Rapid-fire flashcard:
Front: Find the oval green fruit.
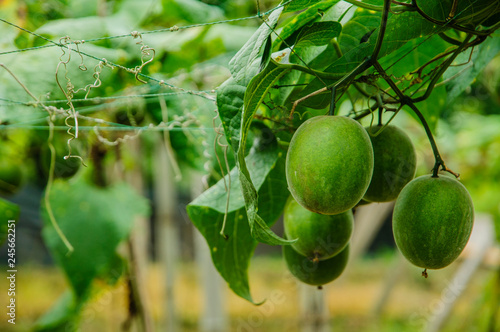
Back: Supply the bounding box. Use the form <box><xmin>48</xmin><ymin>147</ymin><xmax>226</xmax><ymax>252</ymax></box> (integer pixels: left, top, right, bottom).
<box><xmin>284</xmin><ymin>243</ymin><xmax>349</xmax><ymax>286</ymax></box>
<box><xmin>286</xmin><ymin>116</ymin><xmax>374</xmax><ymax>215</ymax></box>
<box><xmin>284</xmin><ymin>197</ymin><xmax>352</xmax><ymax>261</ymax></box>
<box><xmin>363</xmin><ymin>125</ymin><xmax>416</xmax><ymax>202</ymax></box>
<box><xmin>393</xmin><ymin>174</ymin><xmax>474</xmax><ymax>270</ymax></box>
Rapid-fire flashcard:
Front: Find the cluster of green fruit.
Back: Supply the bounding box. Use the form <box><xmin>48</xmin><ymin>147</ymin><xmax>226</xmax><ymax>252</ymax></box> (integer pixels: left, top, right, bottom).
<box><xmin>283</xmin><ymin>115</ymin><xmax>474</xmax><ymax>287</ymax></box>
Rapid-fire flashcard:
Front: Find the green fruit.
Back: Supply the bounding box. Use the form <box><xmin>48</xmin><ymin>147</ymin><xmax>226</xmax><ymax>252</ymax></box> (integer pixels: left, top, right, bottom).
<box><xmin>393</xmin><ymin>174</ymin><xmax>474</xmax><ymax>270</ymax></box>
<box><xmin>363</xmin><ymin>125</ymin><xmax>416</xmax><ymax>202</ymax></box>
<box><xmin>284</xmin><ymin>197</ymin><xmax>352</xmax><ymax>261</ymax></box>
<box><xmin>283</xmin><ymin>243</ymin><xmax>349</xmax><ymax>286</ymax></box>
<box><xmin>286</xmin><ymin>116</ymin><xmax>374</xmax><ymax>215</ymax></box>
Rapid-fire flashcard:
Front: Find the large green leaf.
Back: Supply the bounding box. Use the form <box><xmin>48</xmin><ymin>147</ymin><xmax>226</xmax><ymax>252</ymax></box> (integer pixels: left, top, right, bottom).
<box><xmin>229</xmin><ymin>6</ymin><xmax>283</xmax><ymax>84</ymax></box>
<box><xmin>237</xmin><ymin>61</ymin><xmax>292</xmax><ymax>245</ymax></box>
<box><xmin>337</xmin><ymin>9</ymin><xmax>380</xmax><ymax>55</ymax></box>
<box><xmin>296</xmin><ymin>21</ymin><xmax>342</xmax><ymax>47</ymax></box>
<box><xmin>187</xmin><ymin>130</ymin><xmax>289</xmax><ymax>303</ymax></box>
<box><xmin>0</xmin><ymin>198</ymin><xmax>19</xmax><ymax>247</ymax></box>
<box><xmin>42</xmin><ymin>177</ymin><xmax>150</xmax><ymax>299</ymax></box>
<box><xmin>274</xmin><ymin>2</ymin><xmax>348</xmax><ymax>108</ymax></box>
<box><xmin>275</xmin><ymin>0</ymin><xmax>341</xmax><ymax>51</ymax></box>
<box><xmin>217</xmin><ymin>77</ymin><xmax>246</xmax><ymax>152</ymax></box>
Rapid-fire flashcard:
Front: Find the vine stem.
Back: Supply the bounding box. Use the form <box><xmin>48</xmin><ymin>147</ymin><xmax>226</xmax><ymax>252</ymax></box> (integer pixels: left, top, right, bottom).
<box><xmin>0</xmin><ymin>63</ymin><xmax>74</xmax><ymax>253</ymax></box>
<box><xmin>44</xmin><ymin>117</ymin><xmax>75</xmax><ymax>254</ymax></box>
<box><xmin>402</xmin><ymin>100</ymin><xmax>445</xmax><ymax>177</ymax></box>
<box><xmin>372</xmin><ymin>60</ymin><xmax>458</xmax><ymax>178</ymax></box>
<box><xmin>289</xmin><ymin>58</ymin><xmax>372</xmax><ymax>118</ymax></box>
<box><xmin>372</xmin><ymin>0</ymin><xmax>392</xmax><ymax>61</ymax></box>
<box><xmin>412</xmin><ymin>34</ymin><xmax>474</xmax><ymax>102</ymax></box>
<box><xmin>370</xmin><ymin>34</ymin><xmax>475</xmax><ymax>178</ymax></box>
<box><xmin>411</xmin><ymin>0</ymin><xmax>493</xmax><ymax>36</ymax></box>
<box><xmin>343</xmin><ymin>0</ymin><xmax>412</xmax><ymax>13</ymax></box>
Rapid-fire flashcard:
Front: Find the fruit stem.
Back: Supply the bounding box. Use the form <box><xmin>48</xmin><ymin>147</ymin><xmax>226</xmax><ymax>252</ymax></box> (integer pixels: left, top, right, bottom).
<box><xmin>328</xmin><ymin>87</ymin><xmax>337</xmax><ymax>116</ymax></box>
<box><xmin>402</xmin><ymin>100</ymin><xmax>443</xmax><ymax>177</ymax></box>
<box><xmin>404</xmin><ymin>100</ymin><xmax>460</xmax><ymax>178</ymax></box>
<box><xmin>422</xmin><ymin>269</ymin><xmax>428</xmax><ymax>278</ymax></box>
<box><xmin>372</xmin><ymin>60</ymin><xmax>460</xmax><ymax>178</ymax></box>
<box><xmin>412</xmin><ymin>34</ymin><xmax>474</xmax><ymax>103</ymax></box>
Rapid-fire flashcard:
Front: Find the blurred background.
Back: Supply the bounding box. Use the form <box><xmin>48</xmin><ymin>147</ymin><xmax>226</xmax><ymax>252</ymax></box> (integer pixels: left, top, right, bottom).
<box><xmin>0</xmin><ymin>0</ymin><xmax>499</xmax><ymax>331</ymax></box>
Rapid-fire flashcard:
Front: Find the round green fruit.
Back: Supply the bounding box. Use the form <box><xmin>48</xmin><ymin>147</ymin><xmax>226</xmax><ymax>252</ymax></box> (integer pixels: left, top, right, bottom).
<box><xmin>286</xmin><ymin>116</ymin><xmax>374</xmax><ymax>215</ymax></box>
<box><xmin>393</xmin><ymin>174</ymin><xmax>474</xmax><ymax>270</ymax></box>
<box><xmin>363</xmin><ymin>125</ymin><xmax>416</xmax><ymax>202</ymax></box>
<box><xmin>283</xmin><ymin>243</ymin><xmax>349</xmax><ymax>286</ymax></box>
<box><xmin>284</xmin><ymin>197</ymin><xmax>352</xmax><ymax>261</ymax></box>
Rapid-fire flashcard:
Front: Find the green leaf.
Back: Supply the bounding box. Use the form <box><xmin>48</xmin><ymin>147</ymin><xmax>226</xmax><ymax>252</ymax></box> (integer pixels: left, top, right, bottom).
<box><xmin>0</xmin><ymin>198</ymin><xmax>19</xmax><ymax>247</ymax></box>
<box><xmin>274</xmin><ymin>2</ymin><xmax>350</xmax><ymax>107</ymax></box>
<box><xmin>284</xmin><ymin>0</ymin><xmax>325</xmax><ymax>13</ymax></box>
<box><xmin>444</xmin><ymin>37</ymin><xmax>500</xmax><ymax>104</ymax></box>
<box><xmin>297</xmin><ymin>6</ymin><xmax>449</xmax><ymax>107</ymax></box>
<box><xmin>276</xmin><ymin>1</ymin><xmax>341</xmax><ymax>50</ymax></box>
<box><xmin>260</xmin><ymin>36</ymin><xmax>273</xmax><ymax>72</ymax></box>
<box><xmin>240</xmin><ymin>61</ymin><xmax>291</xmax><ymax>156</ymax></box>
<box><xmin>337</xmin><ymin>10</ymin><xmax>380</xmax><ymax>55</ymax></box>
<box><xmin>417</xmin><ymin>0</ymin><xmax>500</xmax><ymax>27</ymax></box>
<box><xmin>217</xmin><ymin>61</ymin><xmax>293</xmax><ymax>249</ymax></box>
<box><xmin>42</xmin><ymin>178</ymin><xmax>150</xmax><ymax>299</ymax></box>
<box><xmin>229</xmin><ymin>6</ymin><xmax>283</xmax><ymax>84</ymax></box>
<box><xmin>217</xmin><ymin>78</ymin><xmax>246</xmax><ymax>152</ymax></box>
<box><xmin>35</xmin><ymin>16</ymin><xmax>108</xmax><ymax>40</ymax></box>
<box><xmin>237</xmin><ymin>61</ymin><xmax>292</xmax><ymax>245</ymax></box>
<box><xmin>187</xmin><ymin>133</ymin><xmax>289</xmax><ymax>303</ymax></box>
<box><xmin>33</xmin><ymin>291</ymin><xmax>81</xmax><ymax>332</ymax></box>
<box><xmin>296</xmin><ymin>21</ymin><xmax>342</xmax><ymax>47</ymax></box>
<box><xmin>376</xmin><ymin>34</ymin><xmax>449</xmax><ymax>130</ymax></box>
<box><xmin>160</xmin><ymin>0</ymin><xmax>224</xmax><ymax>24</ymax></box>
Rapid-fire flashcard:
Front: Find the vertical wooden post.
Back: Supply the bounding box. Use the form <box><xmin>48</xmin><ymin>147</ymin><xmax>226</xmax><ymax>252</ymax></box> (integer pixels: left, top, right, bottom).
<box><xmin>153</xmin><ymin>136</ymin><xmax>179</xmax><ymax>332</ymax></box>
<box><xmin>371</xmin><ymin>252</ymin><xmax>407</xmax><ymax>316</ymax></box>
<box><xmin>350</xmin><ymin>202</ymin><xmax>394</xmax><ymax>262</ymax></box>
<box><xmin>191</xmin><ymin>173</ymin><xmax>229</xmax><ymax>332</ymax></box>
<box><xmin>299</xmin><ymin>284</ymin><xmax>330</xmax><ymax>332</ymax></box>
<box><xmin>110</xmin><ymin>137</ymin><xmax>154</xmax><ymax>332</ymax></box>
